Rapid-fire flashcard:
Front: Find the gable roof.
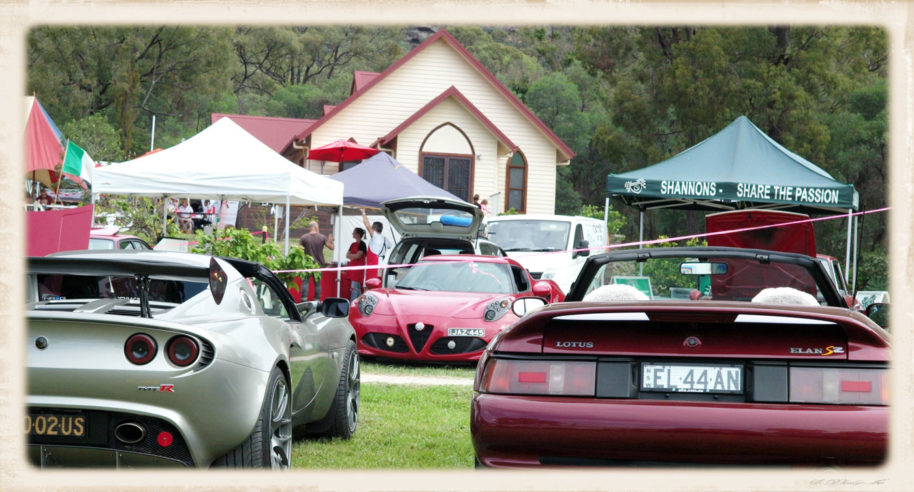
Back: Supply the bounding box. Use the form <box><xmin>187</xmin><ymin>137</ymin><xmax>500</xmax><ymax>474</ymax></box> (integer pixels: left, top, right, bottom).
<box><xmin>373</xmin><ymin>86</ymin><xmax>517</xmax><ymax>150</ymax></box>
<box><xmin>287</xmin><ymin>29</ymin><xmax>574</xmax><ymax>160</ymax></box>
<box><xmin>351</xmin><ymin>71</ymin><xmax>380</xmax><ymax>93</ymax></box>
<box><xmin>211</xmin><ymin>113</ymin><xmax>314</xmax><ymax>153</ymax></box>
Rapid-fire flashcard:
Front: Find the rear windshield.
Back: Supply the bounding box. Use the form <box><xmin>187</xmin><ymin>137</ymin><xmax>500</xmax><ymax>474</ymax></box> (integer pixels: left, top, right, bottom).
<box><xmin>582</xmin><ymin>256</ymin><xmax>826</xmax><ymax>304</ymax></box>
<box><xmin>487</xmin><ymin>220</ymin><xmax>570</xmax><ymax>252</ymax></box>
<box><xmin>393</xmin><ymin>207</ymin><xmax>474</xmax><ymax>228</ymax></box>
<box><xmin>36</xmin><ymin>274</ymin><xmax>207</xmax><ymax>304</ymax></box>
<box><xmin>88</xmin><ymin>238</ymin><xmax>115</xmax><ymax>250</ymax></box>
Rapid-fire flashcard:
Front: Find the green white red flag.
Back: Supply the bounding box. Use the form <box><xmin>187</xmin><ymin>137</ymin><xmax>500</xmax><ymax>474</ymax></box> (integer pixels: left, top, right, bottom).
<box><xmin>61</xmin><ymin>141</ymin><xmax>94</xmax><ymax>186</ymax></box>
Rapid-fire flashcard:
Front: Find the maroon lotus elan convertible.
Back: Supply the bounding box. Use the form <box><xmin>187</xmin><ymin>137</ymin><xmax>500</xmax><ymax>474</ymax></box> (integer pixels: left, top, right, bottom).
<box><xmin>350</xmin><ymin>255</ymin><xmax>564</xmax><ymax>362</ymax></box>
<box><xmin>471</xmin><ymin>247</ymin><xmax>889</xmax><ymax>466</ymax></box>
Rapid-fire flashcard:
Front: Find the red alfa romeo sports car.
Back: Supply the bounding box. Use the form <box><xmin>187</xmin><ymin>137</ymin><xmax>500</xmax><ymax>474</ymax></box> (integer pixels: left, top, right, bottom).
<box><xmin>471</xmin><ymin>247</ymin><xmax>889</xmax><ymax>467</ymax></box>
<box><xmin>351</xmin><ymin>254</ymin><xmax>564</xmax><ymax>362</ymax></box>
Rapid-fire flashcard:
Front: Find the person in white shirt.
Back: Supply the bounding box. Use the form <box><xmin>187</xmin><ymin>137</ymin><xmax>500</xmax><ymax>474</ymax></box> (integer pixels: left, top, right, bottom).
<box><xmin>176</xmin><ymin>199</ymin><xmax>194</xmax><ymax>233</ymax></box>
<box><xmin>361</xmin><ymin>208</ymin><xmax>395</xmax><ymax>281</ymax></box>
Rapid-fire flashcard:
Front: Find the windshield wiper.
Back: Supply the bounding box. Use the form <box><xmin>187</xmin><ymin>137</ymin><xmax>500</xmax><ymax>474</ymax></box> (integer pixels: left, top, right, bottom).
<box><xmin>504</xmin><ymin>248</ymin><xmax>535</xmax><ymax>252</ymax></box>
<box><xmin>396</xmin><ymin>285</ymin><xmax>429</xmax><ymax>291</ymax></box>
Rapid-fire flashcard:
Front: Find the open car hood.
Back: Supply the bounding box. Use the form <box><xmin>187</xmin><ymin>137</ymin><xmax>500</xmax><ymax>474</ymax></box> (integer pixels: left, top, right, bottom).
<box><xmin>382</xmin><ymin>197</ymin><xmax>481</xmax><ymax>241</ymax></box>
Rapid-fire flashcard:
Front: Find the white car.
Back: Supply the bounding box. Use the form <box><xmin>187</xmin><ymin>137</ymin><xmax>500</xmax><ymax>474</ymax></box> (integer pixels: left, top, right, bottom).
<box><xmin>484</xmin><ymin>214</ymin><xmax>608</xmax><ymax>293</ymax></box>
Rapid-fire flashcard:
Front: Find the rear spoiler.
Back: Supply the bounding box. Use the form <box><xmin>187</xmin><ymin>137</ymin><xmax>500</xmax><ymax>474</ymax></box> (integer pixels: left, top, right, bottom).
<box><xmin>28</xmin><ymin>256</ymin><xmax>209</xmax><ymax>278</ymax></box>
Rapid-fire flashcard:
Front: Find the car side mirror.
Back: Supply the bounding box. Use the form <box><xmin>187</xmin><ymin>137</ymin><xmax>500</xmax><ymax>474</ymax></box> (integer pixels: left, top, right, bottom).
<box><xmin>865</xmin><ymin>302</ymin><xmax>888</xmax><ymax>329</ymax></box>
<box><xmin>365</xmin><ymin>277</ymin><xmax>382</xmax><ymax>290</ymax></box>
<box><xmin>532</xmin><ymin>281</ymin><xmax>553</xmax><ymax>301</ymax></box>
<box><xmin>512</xmin><ymin>297</ymin><xmax>547</xmax><ymax>317</ymax></box>
<box><xmin>320</xmin><ymin>297</ymin><xmax>351</xmax><ymax>318</ymax></box>
<box><xmin>573</xmin><ymin>239</ymin><xmax>590</xmax><ymax>259</ymax></box>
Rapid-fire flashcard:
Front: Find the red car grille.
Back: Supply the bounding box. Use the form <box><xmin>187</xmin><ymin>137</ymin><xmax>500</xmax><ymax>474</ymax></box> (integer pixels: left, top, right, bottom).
<box><xmin>407</xmin><ymin>323</ymin><xmax>434</xmax><ymax>352</ymax></box>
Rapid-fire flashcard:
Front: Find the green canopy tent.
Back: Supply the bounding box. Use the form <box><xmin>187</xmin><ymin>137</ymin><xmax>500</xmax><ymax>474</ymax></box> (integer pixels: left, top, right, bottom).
<box><xmin>604</xmin><ymin>115</ymin><xmax>860</xmax><ymax>284</ymax></box>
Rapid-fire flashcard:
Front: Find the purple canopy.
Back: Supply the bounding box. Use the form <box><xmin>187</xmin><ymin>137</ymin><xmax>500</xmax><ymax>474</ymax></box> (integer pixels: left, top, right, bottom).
<box><xmin>329</xmin><ymin>152</ymin><xmax>465</xmax><ymax>208</ymax></box>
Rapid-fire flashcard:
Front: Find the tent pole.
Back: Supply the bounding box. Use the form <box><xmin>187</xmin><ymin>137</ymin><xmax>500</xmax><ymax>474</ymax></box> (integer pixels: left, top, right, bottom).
<box><xmin>852</xmin><ymin>212</ymin><xmax>859</xmax><ymax>292</ymax></box>
<box><xmin>603</xmin><ymin>197</ymin><xmax>610</xmax><ymax>246</ymax></box>
<box><xmin>639</xmin><ymin>209</ymin><xmax>644</xmax><ymax>276</ymax></box>
<box><xmin>162</xmin><ymin>195</ymin><xmax>168</xmax><ymax>239</ymax></box>
<box><xmin>274</xmin><ymin>205</ymin><xmax>280</xmax><ymax>242</ymax></box>
<box><xmin>284</xmin><ymin>196</ymin><xmax>291</xmax><ymax>255</ymax></box>
<box><xmin>639</xmin><ymin>209</ymin><xmax>644</xmax><ymax>244</ymax></box>
<box><xmin>844</xmin><ymin>209</ymin><xmax>852</xmax><ymax>285</ymax></box>
<box><xmin>337</xmin><ymin>205</ymin><xmax>343</xmax><ymax>297</ymax></box>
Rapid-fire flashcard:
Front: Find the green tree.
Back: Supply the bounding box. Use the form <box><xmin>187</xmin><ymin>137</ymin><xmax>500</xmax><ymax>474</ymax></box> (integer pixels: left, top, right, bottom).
<box><xmin>60</xmin><ymin>114</ymin><xmax>124</xmax><ymax>162</ymax></box>
<box><xmin>28</xmin><ymin>26</ymin><xmax>236</xmax><ymax>157</ymax></box>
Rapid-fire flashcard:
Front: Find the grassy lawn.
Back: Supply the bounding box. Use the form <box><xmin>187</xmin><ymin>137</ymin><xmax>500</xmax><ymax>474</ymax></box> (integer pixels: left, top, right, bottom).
<box><xmin>292</xmin><ymin>383</ymin><xmax>475</xmax><ymax>469</ymax></box>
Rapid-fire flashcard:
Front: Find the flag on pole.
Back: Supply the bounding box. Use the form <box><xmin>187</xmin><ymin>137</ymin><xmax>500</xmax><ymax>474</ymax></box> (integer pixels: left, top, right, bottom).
<box><xmin>61</xmin><ymin>141</ymin><xmax>94</xmax><ymax>186</ymax></box>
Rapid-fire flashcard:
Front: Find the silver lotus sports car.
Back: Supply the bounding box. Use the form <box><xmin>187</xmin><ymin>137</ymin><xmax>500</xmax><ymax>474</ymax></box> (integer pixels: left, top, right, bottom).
<box><xmin>26</xmin><ymin>250</ymin><xmax>360</xmax><ymax>468</ymax></box>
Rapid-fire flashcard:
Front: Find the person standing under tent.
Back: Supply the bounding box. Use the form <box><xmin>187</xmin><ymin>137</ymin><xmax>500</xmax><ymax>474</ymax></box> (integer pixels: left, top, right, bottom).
<box><xmin>361</xmin><ymin>208</ymin><xmax>395</xmax><ymax>281</ymax></box>
<box><xmin>299</xmin><ymin>220</ymin><xmax>334</xmax><ymax>300</ymax></box>
<box><xmin>176</xmin><ymin>199</ymin><xmax>194</xmax><ymax>233</ymax></box>
<box><xmin>344</xmin><ymin>227</ymin><xmax>368</xmax><ymax>301</ymax></box>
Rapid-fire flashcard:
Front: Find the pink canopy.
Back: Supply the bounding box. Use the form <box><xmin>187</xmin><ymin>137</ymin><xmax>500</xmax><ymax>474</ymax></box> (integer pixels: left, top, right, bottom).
<box><xmin>25</xmin><ymin>98</ymin><xmax>64</xmax><ymax>187</ymax></box>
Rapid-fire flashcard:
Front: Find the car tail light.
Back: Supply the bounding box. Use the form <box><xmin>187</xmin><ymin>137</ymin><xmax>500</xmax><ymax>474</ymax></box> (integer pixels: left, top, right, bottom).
<box><xmin>125</xmin><ymin>333</ymin><xmax>157</xmax><ymax>365</ymax></box>
<box><xmin>480</xmin><ymin>359</ymin><xmax>596</xmax><ymax>396</ymax></box>
<box><xmin>789</xmin><ymin>367</ymin><xmax>887</xmax><ymax>405</ymax></box>
<box><xmin>166</xmin><ymin>336</ymin><xmax>199</xmax><ymax>367</ymax></box>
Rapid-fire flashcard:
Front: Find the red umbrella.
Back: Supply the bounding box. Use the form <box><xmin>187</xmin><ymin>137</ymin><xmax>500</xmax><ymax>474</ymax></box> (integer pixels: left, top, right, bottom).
<box><xmin>308</xmin><ymin>139</ymin><xmax>379</xmax><ymax>163</ymax></box>
<box><xmin>25</xmin><ymin>97</ymin><xmax>64</xmax><ymax>188</ymax></box>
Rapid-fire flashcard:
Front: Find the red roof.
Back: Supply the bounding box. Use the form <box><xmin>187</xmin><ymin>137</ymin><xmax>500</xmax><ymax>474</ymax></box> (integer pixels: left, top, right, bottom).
<box><xmin>287</xmin><ymin>29</ymin><xmax>574</xmax><ymax>160</ymax></box>
<box><xmin>374</xmin><ymin>86</ymin><xmax>517</xmax><ymax>151</ymax></box>
<box><xmin>322</xmin><ymin>105</ymin><xmax>336</xmax><ymax>116</ymax></box>
<box><xmin>211</xmin><ymin>113</ymin><xmax>314</xmax><ymax>153</ymax></box>
<box><xmin>352</xmin><ymin>71</ymin><xmax>380</xmax><ymax>94</ymax></box>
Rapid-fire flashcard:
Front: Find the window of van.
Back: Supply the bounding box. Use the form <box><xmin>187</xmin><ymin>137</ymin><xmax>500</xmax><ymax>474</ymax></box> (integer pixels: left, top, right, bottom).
<box><xmin>487</xmin><ymin>220</ymin><xmax>570</xmax><ymax>252</ymax></box>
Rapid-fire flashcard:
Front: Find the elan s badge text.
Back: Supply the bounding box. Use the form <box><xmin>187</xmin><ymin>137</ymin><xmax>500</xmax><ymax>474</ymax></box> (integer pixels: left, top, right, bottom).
<box><xmin>790</xmin><ymin>346</ymin><xmax>845</xmax><ymax>356</ymax></box>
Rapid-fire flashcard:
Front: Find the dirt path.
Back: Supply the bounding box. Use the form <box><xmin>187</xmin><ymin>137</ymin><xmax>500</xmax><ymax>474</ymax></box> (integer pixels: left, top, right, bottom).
<box><xmin>360</xmin><ymin>373</ymin><xmax>473</xmax><ymax>386</ymax></box>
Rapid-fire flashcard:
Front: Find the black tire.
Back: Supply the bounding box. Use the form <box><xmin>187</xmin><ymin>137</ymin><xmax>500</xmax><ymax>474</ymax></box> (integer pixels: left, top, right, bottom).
<box><xmin>326</xmin><ymin>340</ymin><xmax>360</xmax><ymax>439</ymax></box>
<box><xmin>212</xmin><ymin>367</ymin><xmax>292</xmax><ymax>468</ymax></box>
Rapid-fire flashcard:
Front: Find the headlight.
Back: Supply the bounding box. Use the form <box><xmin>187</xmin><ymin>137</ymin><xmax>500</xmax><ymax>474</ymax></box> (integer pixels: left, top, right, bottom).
<box><xmin>484</xmin><ymin>298</ymin><xmax>511</xmax><ymax>322</ymax></box>
<box><xmin>357</xmin><ymin>293</ymin><xmax>379</xmax><ymax>316</ymax></box>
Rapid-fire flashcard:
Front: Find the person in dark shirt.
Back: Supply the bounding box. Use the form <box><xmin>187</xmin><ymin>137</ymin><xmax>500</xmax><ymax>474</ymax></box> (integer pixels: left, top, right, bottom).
<box><xmin>299</xmin><ymin>221</ymin><xmax>334</xmax><ymax>300</ymax></box>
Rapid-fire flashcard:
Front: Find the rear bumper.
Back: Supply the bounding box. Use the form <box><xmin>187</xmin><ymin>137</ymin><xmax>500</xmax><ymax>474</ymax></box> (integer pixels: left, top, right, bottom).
<box><xmin>471</xmin><ymin>394</ymin><xmax>887</xmax><ymax>467</ymax></box>
<box><xmin>29</xmin><ymin>444</ymin><xmax>190</xmax><ymax>468</ymax></box>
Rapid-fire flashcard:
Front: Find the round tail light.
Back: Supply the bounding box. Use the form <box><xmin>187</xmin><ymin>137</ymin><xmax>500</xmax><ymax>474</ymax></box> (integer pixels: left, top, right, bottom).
<box><xmin>166</xmin><ymin>336</ymin><xmax>199</xmax><ymax>367</ymax></box>
<box><xmin>125</xmin><ymin>333</ymin><xmax>157</xmax><ymax>365</ymax></box>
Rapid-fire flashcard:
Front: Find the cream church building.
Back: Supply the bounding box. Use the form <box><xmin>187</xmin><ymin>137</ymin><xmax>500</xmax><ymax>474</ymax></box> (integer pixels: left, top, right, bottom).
<box><xmin>217</xmin><ymin>29</ymin><xmax>574</xmax><ymax>215</ymax></box>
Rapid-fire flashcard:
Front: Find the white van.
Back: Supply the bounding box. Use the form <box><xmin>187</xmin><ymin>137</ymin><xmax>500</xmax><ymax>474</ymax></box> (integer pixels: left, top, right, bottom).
<box><xmin>483</xmin><ymin>214</ymin><xmax>607</xmax><ymax>293</ymax></box>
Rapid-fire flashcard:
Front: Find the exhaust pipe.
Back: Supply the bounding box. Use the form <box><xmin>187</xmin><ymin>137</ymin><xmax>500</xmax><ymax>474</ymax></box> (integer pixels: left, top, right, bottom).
<box><xmin>114</xmin><ymin>421</ymin><xmax>147</xmax><ymax>444</ymax></box>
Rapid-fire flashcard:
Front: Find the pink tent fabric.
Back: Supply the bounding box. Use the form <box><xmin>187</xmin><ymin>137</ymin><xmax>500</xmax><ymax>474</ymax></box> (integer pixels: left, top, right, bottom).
<box><xmin>25</xmin><ymin>98</ymin><xmax>64</xmax><ymax>187</ymax></box>
<box><xmin>26</xmin><ymin>205</ymin><xmax>93</xmax><ymax>256</ymax></box>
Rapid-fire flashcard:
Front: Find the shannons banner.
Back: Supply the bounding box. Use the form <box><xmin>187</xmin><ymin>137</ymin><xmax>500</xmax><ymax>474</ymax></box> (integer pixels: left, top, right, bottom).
<box><xmin>607</xmin><ymin>176</ymin><xmax>857</xmax><ymax>210</ymax></box>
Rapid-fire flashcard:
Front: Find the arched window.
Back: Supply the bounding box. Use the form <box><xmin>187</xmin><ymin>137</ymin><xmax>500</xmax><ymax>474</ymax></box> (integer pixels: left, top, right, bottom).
<box><xmin>506</xmin><ymin>151</ymin><xmax>527</xmax><ymax>213</ymax></box>
<box><xmin>419</xmin><ymin>124</ymin><xmax>474</xmax><ymax>202</ymax></box>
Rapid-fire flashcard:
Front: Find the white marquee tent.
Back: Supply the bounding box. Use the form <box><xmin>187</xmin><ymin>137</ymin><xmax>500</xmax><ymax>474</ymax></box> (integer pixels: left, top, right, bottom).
<box><xmin>92</xmin><ymin>117</ymin><xmax>344</xmax><ymax>255</ymax></box>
